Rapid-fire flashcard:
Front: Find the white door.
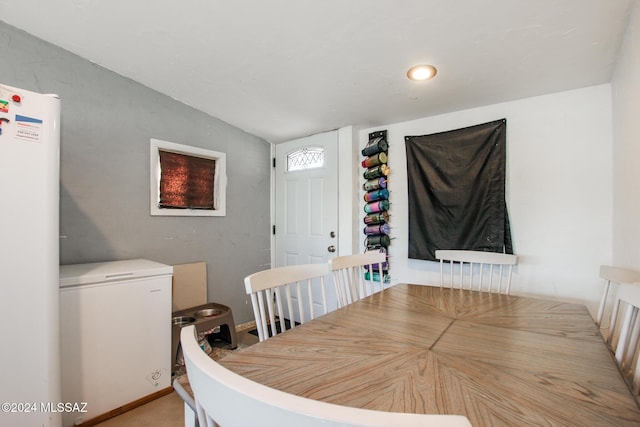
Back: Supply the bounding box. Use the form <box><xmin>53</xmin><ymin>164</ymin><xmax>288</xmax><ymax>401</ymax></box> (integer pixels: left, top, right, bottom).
<box><xmin>275</xmin><ymin>130</ymin><xmax>339</xmax><ymax>316</ymax></box>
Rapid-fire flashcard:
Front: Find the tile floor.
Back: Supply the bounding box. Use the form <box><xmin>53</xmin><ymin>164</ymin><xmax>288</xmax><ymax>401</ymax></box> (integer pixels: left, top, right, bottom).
<box><xmin>95</xmin><ymin>329</ymin><xmax>259</xmax><ymax>427</ymax></box>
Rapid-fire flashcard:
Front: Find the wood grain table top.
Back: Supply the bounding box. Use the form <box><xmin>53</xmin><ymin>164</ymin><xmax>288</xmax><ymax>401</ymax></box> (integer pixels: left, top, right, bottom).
<box><xmin>220</xmin><ymin>284</ymin><xmax>640</xmax><ymax>426</ymax></box>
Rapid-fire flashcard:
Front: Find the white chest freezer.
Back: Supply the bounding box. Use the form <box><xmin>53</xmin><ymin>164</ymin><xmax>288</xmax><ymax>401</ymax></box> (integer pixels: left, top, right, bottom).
<box><xmin>60</xmin><ymin>259</ymin><xmax>173</xmax><ymax>427</ymax></box>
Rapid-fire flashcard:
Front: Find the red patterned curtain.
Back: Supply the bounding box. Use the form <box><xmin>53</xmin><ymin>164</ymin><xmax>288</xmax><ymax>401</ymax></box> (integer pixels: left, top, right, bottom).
<box><xmin>159</xmin><ymin>151</ymin><xmax>215</xmax><ymax>209</ymax></box>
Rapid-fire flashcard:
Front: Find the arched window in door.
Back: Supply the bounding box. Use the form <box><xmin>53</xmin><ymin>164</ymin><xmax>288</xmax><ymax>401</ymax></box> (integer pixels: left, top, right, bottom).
<box><xmin>287</xmin><ymin>147</ymin><xmax>324</xmax><ymax>171</ymax></box>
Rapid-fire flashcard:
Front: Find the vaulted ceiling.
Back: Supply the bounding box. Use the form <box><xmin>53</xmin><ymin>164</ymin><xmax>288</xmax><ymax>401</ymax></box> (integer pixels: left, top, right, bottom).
<box><xmin>0</xmin><ymin>0</ymin><xmax>634</xmax><ymax>142</ymax></box>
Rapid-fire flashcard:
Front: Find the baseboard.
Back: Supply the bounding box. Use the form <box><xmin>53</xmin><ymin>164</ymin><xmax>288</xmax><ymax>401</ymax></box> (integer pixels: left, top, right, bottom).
<box><xmin>74</xmin><ymin>387</ymin><xmax>173</xmax><ymax>427</ymax></box>
<box><xmin>235</xmin><ymin>319</ymin><xmax>256</xmax><ymax>332</ymax></box>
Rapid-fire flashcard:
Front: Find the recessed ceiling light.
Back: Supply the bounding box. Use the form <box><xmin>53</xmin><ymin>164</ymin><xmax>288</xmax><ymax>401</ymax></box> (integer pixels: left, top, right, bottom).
<box><xmin>407</xmin><ymin>64</ymin><xmax>437</xmax><ymax>81</ymax></box>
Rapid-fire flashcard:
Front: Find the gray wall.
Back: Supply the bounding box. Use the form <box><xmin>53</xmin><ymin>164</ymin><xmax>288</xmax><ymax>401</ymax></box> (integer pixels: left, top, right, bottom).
<box><xmin>1</xmin><ymin>21</ymin><xmax>271</xmax><ymax>324</ymax></box>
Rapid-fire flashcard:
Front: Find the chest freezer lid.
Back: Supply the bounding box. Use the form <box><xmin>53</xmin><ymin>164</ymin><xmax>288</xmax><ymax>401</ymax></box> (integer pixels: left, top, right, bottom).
<box><xmin>60</xmin><ymin>259</ymin><xmax>173</xmax><ymax>287</ymax></box>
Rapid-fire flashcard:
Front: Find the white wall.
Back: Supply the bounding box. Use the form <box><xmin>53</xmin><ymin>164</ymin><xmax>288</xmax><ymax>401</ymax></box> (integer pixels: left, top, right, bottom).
<box><xmin>612</xmin><ymin>0</ymin><xmax>640</xmax><ymax>268</ymax></box>
<box><xmin>337</xmin><ymin>126</ymin><xmax>358</xmax><ymax>255</ymax></box>
<box><xmin>360</xmin><ymin>84</ymin><xmax>613</xmax><ymax>316</ymax></box>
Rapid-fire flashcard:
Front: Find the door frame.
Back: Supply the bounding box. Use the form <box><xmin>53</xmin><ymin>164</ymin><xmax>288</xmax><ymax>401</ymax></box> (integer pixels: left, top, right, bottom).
<box><xmin>270</xmin><ymin>126</ymin><xmax>357</xmax><ymax>268</ymax></box>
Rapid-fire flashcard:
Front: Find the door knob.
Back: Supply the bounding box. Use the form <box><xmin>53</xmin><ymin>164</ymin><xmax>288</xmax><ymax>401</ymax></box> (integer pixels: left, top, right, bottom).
<box><xmin>327</xmin><ymin>245</ymin><xmax>336</xmax><ymax>253</ymax></box>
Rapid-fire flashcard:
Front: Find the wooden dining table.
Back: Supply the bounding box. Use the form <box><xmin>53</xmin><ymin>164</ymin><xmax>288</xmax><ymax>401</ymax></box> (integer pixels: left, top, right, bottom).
<box><xmin>219</xmin><ymin>284</ymin><xmax>640</xmax><ymax>426</ymax></box>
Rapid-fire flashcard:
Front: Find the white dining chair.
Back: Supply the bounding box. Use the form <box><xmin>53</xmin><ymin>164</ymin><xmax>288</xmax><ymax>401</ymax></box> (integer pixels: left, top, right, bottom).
<box><xmin>329</xmin><ymin>251</ymin><xmax>388</xmax><ymax>308</ymax></box>
<box><xmin>595</xmin><ymin>265</ymin><xmax>640</xmax><ymax>328</ymax></box>
<box><xmin>605</xmin><ymin>283</ymin><xmax>640</xmax><ymax>396</ymax></box>
<box><xmin>173</xmin><ymin>375</ymin><xmax>199</xmax><ymax>427</ymax></box>
<box><xmin>180</xmin><ymin>325</ymin><xmax>472</xmax><ymax>427</ymax></box>
<box><xmin>244</xmin><ymin>263</ymin><xmax>330</xmax><ymax>342</ymax></box>
<box><xmin>435</xmin><ymin>250</ymin><xmax>518</xmax><ymax>294</ymax></box>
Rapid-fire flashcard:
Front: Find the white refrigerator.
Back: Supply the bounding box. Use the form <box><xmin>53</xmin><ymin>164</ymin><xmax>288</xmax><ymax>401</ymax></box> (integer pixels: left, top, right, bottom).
<box><xmin>0</xmin><ymin>84</ymin><xmax>61</xmax><ymax>427</ymax></box>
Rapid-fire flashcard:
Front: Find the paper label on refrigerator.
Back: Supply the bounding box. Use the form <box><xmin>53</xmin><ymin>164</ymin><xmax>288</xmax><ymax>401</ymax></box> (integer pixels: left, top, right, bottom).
<box><xmin>0</xmin><ymin>100</ymin><xmax>8</xmax><ymax>113</ymax></box>
<box><xmin>15</xmin><ymin>114</ymin><xmax>43</xmax><ymax>142</ymax></box>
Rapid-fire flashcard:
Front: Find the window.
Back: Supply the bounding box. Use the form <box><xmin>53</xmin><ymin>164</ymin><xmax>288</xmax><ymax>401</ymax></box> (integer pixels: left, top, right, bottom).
<box><xmin>287</xmin><ymin>147</ymin><xmax>324</xmax><ymax>171</ymax></box>
<box><xmin>150</xmin><ymin>139</ymin><xmax>226</xmax><ymax>216</ymax></box>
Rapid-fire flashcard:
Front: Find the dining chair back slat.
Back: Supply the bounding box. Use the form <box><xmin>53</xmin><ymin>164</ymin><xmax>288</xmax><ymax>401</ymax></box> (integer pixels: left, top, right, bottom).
<box><xmin>180</xmin><ymin>325</ymin><xmax>473</xmax><ymax>427</ymax></box>
<box><xmin>596</xmin><ymin>265</ymin><xmax>640</xmax><ymax>327</ymax></box>
<box><xmin>435</xmin><ymin>250</ymin><xmax>517</xmax><ymax>294</ymax></box>
<box><xmin>330</xmin><ymin>251</ymin><xmax>387</xmax><ymax>308</ymax></box>
<box><xmin>245</xmin><ymin>263</ymin><xmax>330</xmax><ymax>342</ymax></box>
<box><xmin>606</xmin><ymin>283</ymin><xmax>640</xmax><ymax>396</ymax></box>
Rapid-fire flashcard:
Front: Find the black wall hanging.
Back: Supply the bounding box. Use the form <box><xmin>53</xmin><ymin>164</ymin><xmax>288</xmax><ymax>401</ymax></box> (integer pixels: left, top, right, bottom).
<box><xmin>405</xmin><ymin>119</ymin><xmax>513</xmax><ymax>261</ymax></box>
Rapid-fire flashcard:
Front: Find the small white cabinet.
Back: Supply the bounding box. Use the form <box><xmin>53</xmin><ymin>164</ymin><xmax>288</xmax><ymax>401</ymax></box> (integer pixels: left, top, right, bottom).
<box><xmin>60</xmin><ymin>259</ymin><xmax>173</xmax><ymax>427</ymax></box>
